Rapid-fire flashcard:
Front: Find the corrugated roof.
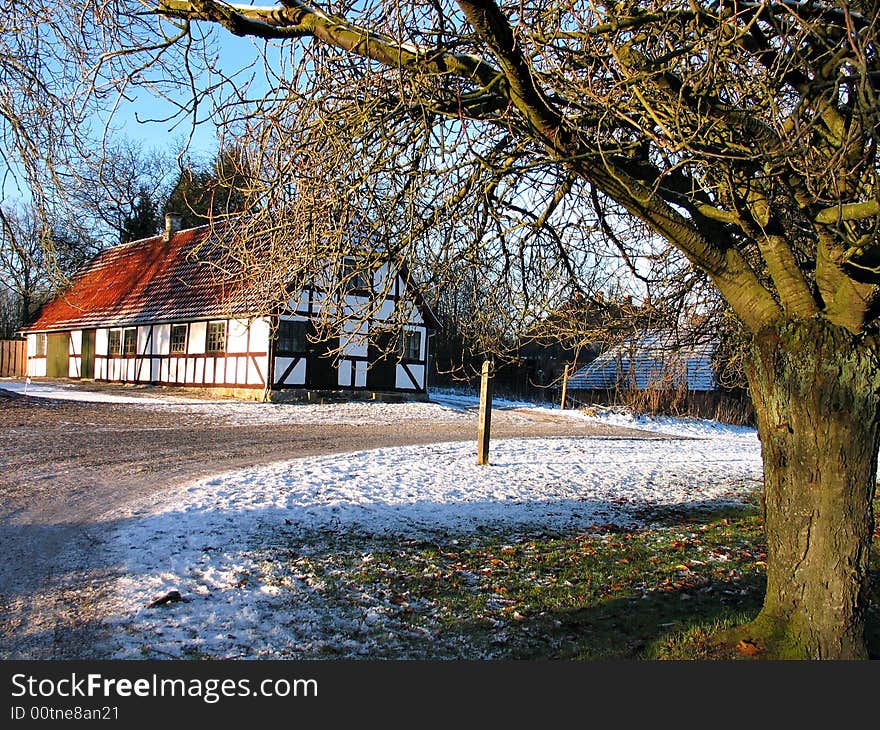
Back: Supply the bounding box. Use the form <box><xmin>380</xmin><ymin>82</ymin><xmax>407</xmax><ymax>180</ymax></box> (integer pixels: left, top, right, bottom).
<box><xmin>568</xmin><ymin>331</ymin><xmax>717</xmax><ymax>391</ymax></box>
<box><xmin>22</xmin><ymin>224</ymin><xmax>268</xmax><ymax>332</ymax></box>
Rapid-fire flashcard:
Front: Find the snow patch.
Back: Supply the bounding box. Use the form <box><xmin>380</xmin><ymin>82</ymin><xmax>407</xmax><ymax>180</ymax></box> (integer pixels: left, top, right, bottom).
<box><xmin>101</xmin><ymin>433</ymin><xmax>762</xmax><ymax>659</ymax></box>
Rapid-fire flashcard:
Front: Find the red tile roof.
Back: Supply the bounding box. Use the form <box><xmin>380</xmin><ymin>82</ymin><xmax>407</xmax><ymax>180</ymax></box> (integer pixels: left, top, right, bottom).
<box><xmin>22</xmin><ymin>224</ymin><xmax>268</xmax><ymax>332</ymax></box>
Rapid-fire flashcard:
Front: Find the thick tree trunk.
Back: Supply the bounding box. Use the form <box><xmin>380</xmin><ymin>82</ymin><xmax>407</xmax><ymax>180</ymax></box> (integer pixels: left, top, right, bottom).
<box><xmin>744</xmin><ymin>320</ymin><xmax>880</xmax><ymax>659</ymax></box>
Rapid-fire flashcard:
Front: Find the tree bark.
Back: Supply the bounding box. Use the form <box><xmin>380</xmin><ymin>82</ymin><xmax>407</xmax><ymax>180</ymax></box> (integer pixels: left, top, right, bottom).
<box><xmin>744</xmin><ymin>320</ymin><xmax>880</xmax><ymax>659</ymax></box>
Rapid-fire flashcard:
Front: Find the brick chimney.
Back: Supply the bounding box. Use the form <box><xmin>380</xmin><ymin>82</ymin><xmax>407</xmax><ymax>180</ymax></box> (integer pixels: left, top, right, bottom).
<box><xmin>163</xmin><ymin>212</ymin><xmax>183</xmax><ymax>242</ymax></box>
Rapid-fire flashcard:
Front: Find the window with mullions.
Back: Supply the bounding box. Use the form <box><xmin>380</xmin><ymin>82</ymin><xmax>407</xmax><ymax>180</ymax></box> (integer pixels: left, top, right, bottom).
<box><xmin>108</xmin><ymin>329</ymin><xmax>122</xmax><ymax>356</ymax></box>
<box><xmin>123</xmin><ymin>328</ymin><xmax>137</xmax><ymax>356</ymax></box>
<box><xmin>277</xmin><ymin>319</ymin><xmax>308</xmax><ymax>355</ymax></box>
<box><xmin>35</xmin><ymin>334</ymin><xmax>47</xmax><ymax>356</ymax></box>
<box><xmin>170</xmin><ymin>324</ymin><xmax>188</xmax><ymax>354</ymax></box>
<box><xmin>341</xmin><ymin>257</ymin><xmax>370</xmax><ymax>291</ymax></box>
<box><xmin>206</xmin><ymin>321</ymin><xmax>226</xmax><ymax>354</ymax></box>
<box><xmin>400</xmin><ymin>330</ymin><xmax>421</xmax><ymax>361</ymax></box>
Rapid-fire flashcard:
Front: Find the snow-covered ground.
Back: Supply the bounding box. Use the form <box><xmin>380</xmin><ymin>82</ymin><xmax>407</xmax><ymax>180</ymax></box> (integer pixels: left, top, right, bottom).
<box><xmin>98</xmin><ymin>419</ymin><xmax>760</xmax><ymax>659</ymax></box>
<box><xmin>1</xmin><ymin>379</ymin><xmax>476</xmax><ymax>425</ymax></box>
<box><xmin>4</xmin><ymin>378</ymin><xmax>763</xmax><ymax>658</ymax></box>
<box><xmin>0</xmin><ymin>379</ymin><xmax>209</xmax><ymax>404</ymax></box>
<box><xmin>2</xmin><ymin>380</ymin><xmax>755</xmax><ymax>436</ymax></box>
<box><xmin>572</xmin><ymin>408</ymin><xmax>756</xmax><ymax>440</ymax></box>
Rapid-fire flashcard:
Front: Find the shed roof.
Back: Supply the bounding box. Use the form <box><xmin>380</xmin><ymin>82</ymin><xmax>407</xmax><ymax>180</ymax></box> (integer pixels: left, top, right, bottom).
<box><xmin>567</xmin><ymin>331</ymin><xmax>717</xmax><ymax>392</ymax></box>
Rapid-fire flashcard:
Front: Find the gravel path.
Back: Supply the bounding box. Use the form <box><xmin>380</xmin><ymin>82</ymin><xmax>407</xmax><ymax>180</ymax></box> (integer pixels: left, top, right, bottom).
<box><xmin>0</xmin><ymin>383</ymin><xmax>657</xmax><ymax>658</ymax></box>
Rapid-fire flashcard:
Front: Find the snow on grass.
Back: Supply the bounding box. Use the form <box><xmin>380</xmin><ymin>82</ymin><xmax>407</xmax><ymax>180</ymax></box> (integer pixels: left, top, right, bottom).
<box><xmin>0</xmin><ymin>379</ymin><xmax>473</xmax><ymax>425</ymax></box>
<box><xmin>429</xmin><ymin>386</ymin><xmax>757</xmax><ymax>440</ymax></box>
<box><xmin>0</xmin><ymin>379</ymin><xmax>209</xmax><ymax>404</ymax></box>
<box><xmin>570</xmin><ymin>407</ymin><xmax>757</xmax><ymax>440</ymax></box>
<box><xmin>101</xmin><ymin>432</ymin><xmax>762</xmax><ymax>659</ymax></box>
<box><xmin>429</xmin><ymin>388</ymin><xmax>551</xmax><ymax>413</ymax></box>
<box><xmin>3</xmin><ymin>380</ymin><xmax>753</xmax><ymax>436</ymax></box>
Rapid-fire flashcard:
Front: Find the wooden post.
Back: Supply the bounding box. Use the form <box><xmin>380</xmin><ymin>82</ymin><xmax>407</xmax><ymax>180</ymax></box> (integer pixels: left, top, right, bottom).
<box><xmin>560</xmin><ymin>363</ymin><xmax>570</xmax><ymax>410</ymax></box>
<box><xmin>476</xmin><ymin>359</ymin><xmax>493</xmax><ymax>466</ymax></box>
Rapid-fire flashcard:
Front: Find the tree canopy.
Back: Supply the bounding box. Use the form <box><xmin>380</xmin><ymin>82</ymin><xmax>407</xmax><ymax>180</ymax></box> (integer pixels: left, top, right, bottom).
<box><xmin>2</xmin><ymin>0</ymin><xmax>879</xmax><ymax>658</ymax></box>
<box><xmin>149</xmin><ymin>0</ymin><xmax>880</xmax><ymax>343</ymax></box>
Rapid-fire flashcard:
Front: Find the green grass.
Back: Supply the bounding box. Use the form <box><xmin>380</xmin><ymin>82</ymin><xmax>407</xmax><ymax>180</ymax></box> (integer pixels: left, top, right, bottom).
<box><xmin>268</xmin><ymin>495</ymin><xmax>880</xmax><ymax>659</ymax></box>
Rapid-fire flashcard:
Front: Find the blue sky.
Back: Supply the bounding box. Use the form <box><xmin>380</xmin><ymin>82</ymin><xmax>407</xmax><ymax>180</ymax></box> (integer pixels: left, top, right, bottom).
<box><xmin>109</xmin><ymin>32</ymin><xmax>277</xmax><ymax>158</ymax></box>
<box><xmin>2</xmin><ymin>23</ymin><xmax>282</xmax><ymax>203</ymax></box>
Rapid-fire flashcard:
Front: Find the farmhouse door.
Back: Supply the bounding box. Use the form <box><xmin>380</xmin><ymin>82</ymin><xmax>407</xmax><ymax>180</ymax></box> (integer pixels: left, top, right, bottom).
<box><xmin>46</xmin><ymin>333</ymin><xmax>68</xmax><ymax>377</ymax></box>
<box><xmin>81</xmin><ymin>330</ymin><xmax>96</xmax><ymax>379</ymax></box>
<box><xmin>367</xmin><ymin>331</ymin><xmax>397</xmax><ymax>390</ymax></box>
<box><xmin>305</xmin><ymin>322</ymin><xmax>339</xmax><ymax>389</ymax></box>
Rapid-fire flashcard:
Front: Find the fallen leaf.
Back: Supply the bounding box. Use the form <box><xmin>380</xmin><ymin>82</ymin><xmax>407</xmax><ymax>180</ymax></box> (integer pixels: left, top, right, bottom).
<box><xmin>736</xmin><ymin>639</ymin><xmax>762</xmax><ymax>656</ymax></box>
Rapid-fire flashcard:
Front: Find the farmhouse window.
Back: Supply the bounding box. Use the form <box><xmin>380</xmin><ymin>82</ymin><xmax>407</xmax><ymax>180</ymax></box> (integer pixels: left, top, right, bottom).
<box><xmin>401</xmin><ymin>330</ymin><xmax>421</xmax><ymax>360</ymax></box>
<box><xmin>108</xmin><ymin>329</ymin><xmax>122</xmax><ymax>356</ymax></box>
<box><xmin>170</xmin><ymin>324</ymin><xmax>188</xmax><ymax>354</ymax></box>
<box><xmin>277</xmin><ymin>319</ymin><xmax>307</xmax><ymax>355</ymax></box>
<box><xmin>123</xmin><ymin>328</ymin><xmax>137</xmax><ymax>356</ymax></box>
<box><xmin>342</xmin><ymin>257</ymin><xmax>369</xmax><ymax>291</ymax></box>
<box><xmin>35</xmin><ymin>334</ymin><xmax>47</xmax><ymax>356</ymax></box>
<box><xmin>206</xmin><ymin>321</ymin><xmax>226</xmax><ymax>353</ymax></box>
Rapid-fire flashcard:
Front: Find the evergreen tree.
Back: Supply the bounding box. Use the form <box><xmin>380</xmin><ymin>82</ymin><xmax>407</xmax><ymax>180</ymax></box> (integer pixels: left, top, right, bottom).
<box><xmin>121</xmin><ymin>187</ymin><xmax>162</xmax><ymax>243</ymax></box>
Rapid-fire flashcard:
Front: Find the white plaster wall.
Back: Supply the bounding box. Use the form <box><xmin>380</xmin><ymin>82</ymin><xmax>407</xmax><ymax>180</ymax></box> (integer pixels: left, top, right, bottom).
<box><xmin>95</xmin><ymin>329</ymin><xmax>108</xmax><ymax>355</ymax></box>
<box><xmin>68</xmin><ymin>331</ymin><xmax>82</xmax><ymax>356</ymax></box>
<box><xmin>396</xmin><ymin>363</ymin><xmax>424</xmax><ymax>390</ymax></box>
<box><xmin>137</xmin><ymin>326</ymin><xmax>151</xmax><ymax>353</ymax></box>
<box><xmin>188</xmin><ymin>322</ymin><xmax>207</xmax><ymax>354</ymax></box>
<box><xmin>276</xmin><ymin>356</ymin><xmax>306</xmax><ymax>386</ymax></box>
<box><xmin>228</xmin><ymin>319</ymin><xmax>249</xmax><ymax>353</ymax></box>
<box><xmin>249</xmin><ymin>354</ymin><xmax>268</xmax><ymax>386</ymax></box>
<box><xmin>354</xmin><ymin>360</ymin><xmax>367</xmax><ymax>388</ymax></box>
<box><xmin>27</xmin><ymin>333</ymin><xmax>47</xmax><ymax>377</ymax></box>
<box><xmin>292</xmin><ymin>292</ymin><xmax>310</xmax><ymax>312</ymax></box>
<box><xmin>376</xmin><ymin>299</ymin><xmax>395</xmax><ymax>320</ymax></box>
<box><xmin>341</xmin><ymin>330</ymin><xmax>368</xmax><ymax>357</ymax></box>
<box><xmin>251</xmin><ymin>317</ymin><xmax>271</xmax><ymax>353</ymax></box>
<box><xmin>203</xmin><ymin>358</ymin><xmax>215</xmax><ymax>384</ymax></box>
<box><xmin>338</xmin><ymin>360</ymin><xmax>352</xmax><ymax>387</ymax></box>
<box><xmin>154</xmin><ymin>324</ymin><xmax>171</xmax><ymax>355</ymax></box>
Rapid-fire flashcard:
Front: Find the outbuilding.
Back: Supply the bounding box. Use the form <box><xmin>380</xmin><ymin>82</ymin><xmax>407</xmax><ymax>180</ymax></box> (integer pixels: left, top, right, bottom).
<box><xmin>567</xmin><ymin>330</ymin><xmax>718</xmax><ymax>393</ymax></box>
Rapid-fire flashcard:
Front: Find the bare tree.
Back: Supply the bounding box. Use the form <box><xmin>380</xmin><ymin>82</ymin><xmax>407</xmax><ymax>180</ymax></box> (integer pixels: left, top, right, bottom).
<box><xmin>68</xmin><ymin>138</ymin><xmax>178</xmax><ymax>245</ymax></box>
<box><xmin>149</xmin><ymin>0</ymin><xmax>880</xmax><ymax>660</ymax></box>
<box><xmin>3</xmin><ymin>1</ymin><xmax>879</xmax><ymax>657</ymax></box>
<box><xmin>0</xmin><ymin>203</ymin><xmax>94</xmax><ymax>332</ymax></box>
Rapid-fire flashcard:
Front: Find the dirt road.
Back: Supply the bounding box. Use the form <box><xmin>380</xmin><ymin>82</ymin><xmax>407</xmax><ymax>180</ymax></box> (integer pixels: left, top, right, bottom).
<box><xmin>0</xmin><ymin>385</ymin><xmax>656</xmax><ymax>658</ymax></box>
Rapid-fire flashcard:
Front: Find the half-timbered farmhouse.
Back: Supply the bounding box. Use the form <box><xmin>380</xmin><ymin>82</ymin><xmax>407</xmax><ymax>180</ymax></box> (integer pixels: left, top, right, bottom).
<box><xmin>20</xmin><ymin>217</ymin><xmax>438</xmax><ymax>398</ymax></box>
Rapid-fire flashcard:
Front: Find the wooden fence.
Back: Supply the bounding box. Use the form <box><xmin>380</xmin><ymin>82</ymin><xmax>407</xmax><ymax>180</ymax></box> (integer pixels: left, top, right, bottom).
<box><xmin>0</xmin><ymin>339</ymin><xmax>27</xmax><ymax>378</ymax></box>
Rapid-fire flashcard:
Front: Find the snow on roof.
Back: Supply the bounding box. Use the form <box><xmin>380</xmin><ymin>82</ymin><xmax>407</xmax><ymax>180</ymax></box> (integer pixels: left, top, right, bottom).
<box><xmin>568</xmin><ymin>330</ymin><xmax>717</xmax><ymax>392</ymax></box>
